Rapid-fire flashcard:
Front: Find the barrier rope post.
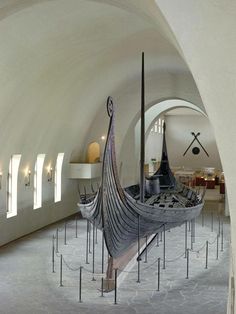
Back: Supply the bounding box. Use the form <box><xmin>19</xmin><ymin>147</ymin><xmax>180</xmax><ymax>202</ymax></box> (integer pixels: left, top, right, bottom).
<box><xmin>100</xmin><ymin>277</ymin><xmax>104</xmax><ymax>297</ymax></box>
<box><xmin>102</xmin><ymin>230</ymin><xmax>105</xmax><ymax>273</ymax></box>
<box><xmin>221</xmin><ymin>221</ymin><xmax>224</xmax><ymax>252</ymax></box>
<box><xmin>75</xmin><ymin>216</ymin><xmax>78</xmax><ymax>238</ymax></box>
<box><xmin>218</xmin><ymin>217</ymin><xmax>221</xmax><ymax>236</ymax></box>
<box><xmin>188</xmin><ymin>220</ymin><xmax>191</xmax><ymax>232</ymax></box>
<box><xmin>56</xmin><ymin>228</ymin><xmax>59</xmax><ymax>253</ymax></box>
<box><xmin>114</xmin><ymin>268</ymin><xmax>118</xmax><ymax>305</ymax></box>
<box><xmin>59</xmin><ymin>254</ymin><xmax>63</xmax><ymax>286</ymax></box>
<box><xmin>144</xmin><ymin>236</ymin><xmax>148</xmax><ymax>263</ymax></box>
<box><xmin>52</xmin><ymin>235</ymin><xmax>55</xmax><ymax>273</ymax></box>
<box><xmin>86</xmin><ymin>220</ymin><xmax>89</xmax><ymax>264</ymax></box>
<box><xmin>205</xmin><ymin>241</ymin><xmax>209</xmax><ymax>269</ymax></box>
<box><xmin>157</xmin><ymin>257</ymin><xmax>160</xmax><ymax>291</ymax></box>
<box><xmin>79</xmin><ymin>266</ymin><xmax>82</xmax><ymax>303</ymax></box>
<box><xmin>64</xmin><ymin>222</ymin><xmax>67</xmax><ymax>245</ymax></box>
<box><xmin>216</xmin><ymin>234</ymin><xmax>219</xmax><ymax>260</ymax></box>
<box><xmin>211</xmin><ymin>211</ymin><xmax>214</xmax><ymax>232</ymax></box>
<box><xmin>163</xmin><ymin>224</ymin><xmax>166</xmax><ymax>270</ymax></box>
<box><xmin>137</xmin><ymin>215</ymin><xmax>141</xmax><ymax>283</ymax></box>
<box><xmin>202</xmin><ymin>210</ymin><xmax>204</xmax><ymax>227</ymax></box>
<box><xmin>186</xmin><ymin>249</ymin><xmax>189</xmax><ymax>279</ymax></box>
<box><xmin>156</xmin><ymin>233</ymin><xmax>159</xmax><ymax>247</ymax></box>
<box><xmin>92</xmin><ymin>222</ymin><xmax>96</xmax><ymax>281</ymax></box>
<box><xmin>185</xmin><ymin>221</ymin><xmax>188</xmax><ymax>258</ymax></box>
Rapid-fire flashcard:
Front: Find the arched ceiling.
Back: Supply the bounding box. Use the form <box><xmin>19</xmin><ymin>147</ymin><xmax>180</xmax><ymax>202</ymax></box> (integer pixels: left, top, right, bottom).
<box><xmin>0</xmin><ymin>0</ymin><xmax>203</xmax><ymax>168</ymax></box>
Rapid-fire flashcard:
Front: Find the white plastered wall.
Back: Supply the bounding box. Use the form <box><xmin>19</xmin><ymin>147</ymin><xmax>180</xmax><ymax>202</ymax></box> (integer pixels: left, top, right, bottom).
<box><xmin>154</xmin><ymin>1</ymin><xmax>236</xmax><ymax>312</ymax></box>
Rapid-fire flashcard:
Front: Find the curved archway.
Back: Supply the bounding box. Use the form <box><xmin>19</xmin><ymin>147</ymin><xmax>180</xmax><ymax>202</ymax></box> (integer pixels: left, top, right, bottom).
<box><xmin>86</xmin><ymin>142</ymin><xmax>101</xmax><ymax>163</ymax></box>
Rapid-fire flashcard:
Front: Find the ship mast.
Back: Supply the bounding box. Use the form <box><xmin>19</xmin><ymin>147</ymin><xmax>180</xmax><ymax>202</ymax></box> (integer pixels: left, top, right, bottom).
<box><xmin>140</xmin><ymin>52</ymin><xmax>145</xmax><ymax>203</ymax></box>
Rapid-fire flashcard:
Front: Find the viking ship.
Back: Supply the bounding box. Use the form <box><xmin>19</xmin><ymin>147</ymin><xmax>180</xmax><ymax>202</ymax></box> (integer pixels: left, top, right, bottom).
<box><xmin>78</xmin><ymin>53</ymin><xmax>204</xmax><ymax>275</ymax></box>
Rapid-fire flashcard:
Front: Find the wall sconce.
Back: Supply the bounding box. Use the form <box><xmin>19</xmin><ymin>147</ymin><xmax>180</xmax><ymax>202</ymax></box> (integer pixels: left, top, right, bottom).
<box><xmin>0</xmin><ymin>171</ymin><xmax>2</xmax><ymax>190</ymax></box>
<box><xmin>101</xmin><ymin>135</ymin><xmax>106</xmax><ymax>141</ymax></box>
<box><xmin>47</xmin><ymin>166</ymin><xmax>53</xmax><ymax>182</ymax></box>
<box><xmin>25</xmin><ymin>170</ymin><xmax>31</xmax><ymax>187</ymax></box>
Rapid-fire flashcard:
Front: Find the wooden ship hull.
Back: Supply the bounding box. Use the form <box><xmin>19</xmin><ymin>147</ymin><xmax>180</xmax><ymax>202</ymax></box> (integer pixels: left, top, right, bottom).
<box><xmin>78</xmin><ymin>54</ymin><xmax>204</xmax><ymax>288</ymax></box>
<box><xmin>78</xmin><ymin>96</ymin><xmax>204</xmax><ymax>258</ymax></box>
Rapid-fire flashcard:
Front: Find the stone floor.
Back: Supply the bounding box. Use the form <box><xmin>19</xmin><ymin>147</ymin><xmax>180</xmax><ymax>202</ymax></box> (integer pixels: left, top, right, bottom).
<box><xmin>0</xmin><ymin>198</ymin><xmax>230</xmax><ymax>314</ymax></box>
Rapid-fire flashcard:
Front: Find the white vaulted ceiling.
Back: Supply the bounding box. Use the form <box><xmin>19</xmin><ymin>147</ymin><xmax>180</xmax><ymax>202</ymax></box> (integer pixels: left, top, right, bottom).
<box><xmin>0</xmin><ymin>0</ymin><xmax>203</xmax><ymax>164</ymax></box>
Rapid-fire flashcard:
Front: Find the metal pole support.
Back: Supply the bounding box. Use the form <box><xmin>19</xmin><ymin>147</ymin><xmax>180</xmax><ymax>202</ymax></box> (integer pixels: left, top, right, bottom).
<box><xmin>59</xmin><ymin>254</ymin><xmax>63</xmax><ymax>286</ymax></box>
<box><xmin>137</xmin><ymin>215</ymin><xmax>141</xmax><ymax>283</ymax></box>
<box><xmin>102</xmin><ymin>230</ymin><xmax>105</xmax><ymax>274</ymax></box>
<box><xmin>186</xmin><ymin>249</ymin><xmax>189</xmax><ymax>279</ymax></box>
<box><xmin>92</xmin><ymin>222</ymin><xmax>96</xmax><ymax>281</ymax></box>
<box><xmin>79</xmin><ymin>266</ymin><xmax>82</xmax><ymax>303</ymax></box>
<box><xmin>100</xmin><ymin>277</ymin><xmax>104</xmax><ymax>297</ymax></box>
<box><xmin>75</xmin><ymin>216</ymin><xmax>78</xmax><ymax>238</ymax></box>
<box><xmin>163</xmin><ymin>224</ymin><xmax>166</xmax><ymax>269</ymax></box>
<box><xmin>52</xmin><ymin>235</ymin><xmax>55</xmax><ymax>273</ymax></box>
<box><xmin>56</xmin><ymin>228</ymin><xmax>59</xmax><ymax>253</ymax></box>
<box><xmin>64</xmin><ymin>222</ymin><xmax>67</xmax><ymax>245</ymax></box>
<box><xmin>202</xmin><ymin>210</ymin><xmax>204</xmax><ymax>227</ymax></box>
<box><xmin>156</xmin><ymin>233</ymin><xmax>159</xmax><ymax>247</ymax></box>
<box><xmin>114</xmin><ymin>268</ymin><xmax>118</xmax><ymax>305</ymax></box>
<box><xmin>185</xmin><ymin>221</ymin><xmax>188</xmax><ymax>258</ymax></box>
<box><xmin>86</xmin><ymin>220</ymin><xmax>89</xmax><ymax>264</ymax></box>
<box><xmin>157</xmin><ymin>257</ymin><xmax>160</xmax><ymax>291</ymax></box>
<box><xmin>205</xmin><ymin>241</ymin><xmax>209</xmax><ymax>269</ymax></box>
<box><xmin>216</xmin><ymin>234</ymin><xmax>219</xmax><ymax>260</ymax></box>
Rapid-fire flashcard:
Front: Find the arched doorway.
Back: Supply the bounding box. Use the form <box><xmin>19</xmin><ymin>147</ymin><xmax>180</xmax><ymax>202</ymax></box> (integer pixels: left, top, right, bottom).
<box><xmin>87</xmin><ymin>142</ymin><xmax>100</xmax><ymax>163</ymax></box>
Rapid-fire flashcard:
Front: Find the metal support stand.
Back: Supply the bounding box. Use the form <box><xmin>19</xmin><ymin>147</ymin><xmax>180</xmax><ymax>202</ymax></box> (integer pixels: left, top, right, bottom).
<box><xmin>163</xmin><ymin>224</ymin><xmax>166</xmax><ymax>270</ymax></box>
<box><xmin>100</xmin><ymin>277</ymin><xmax>104</xmax><ymax>297</ymax></box>
<box><xmin>56</xmin><ymin>228</ymin><xmax>59</xmax><ymax>253</ymax></box>
<box><xmin>64</xmin><ymin>222</ymin><xmax>67</xmax><ymax>245</ymax></box>
<box><xmin>186</xmin><ymin>249</ymin><xmax>189</xmax><ymax>279</ymax></box>
<box><xmin>160</xmin><ymin>231</ymin><xmax>162</xmax><ymax>242</ymax></box>
<box><xmin>144</xmin><ymin>236</ymin><xmax>148</xmax><ymax>263</ymax></box>
<box><xmin>114</xmin><ymin>268</ymin><xmax>118</xmax><ymax>305</ymax></box>
<box><xmin>205</xmin><ymin>241</ymin><xmax>209</xmax><ymax>269</ymax></box>
<box><xmin>92</xmin><ymin>222</ymin><xmax>96</xmax><ymax>281</ymax></box>
<box><xmin>86</xmin><ymin>220</ymin><xmax>89</xmax><ymax>264</ymax></box>
<box><xmin>89</xmin><ymin>222</ymin><xmax>91</xmax><ymax>253</ymax></box>
<box><xmin>221</xmin><ymin>221</ymin><xmax>224</xmax><ymax>252</ymax></box>
<box><xmin>79</xmin><ymin>266</ymin><xmax>82</xmax><ymax>303</ymax></box>
<box><xmin>216</xmin><ymin>234</ymin><xmax>219</xmax><ymax>260</ymax></box>
<box><xmin>185</xmin><ymin>221</ymin><xmax>188</xmax><ymax>258</ymax></box>
<box><xmin>188</xmin><ymin>221</ymin><xmax>191</xmax><ymax>232</ymax></box>
<box><xmin>137</xmin><ymin>215</ymin><xmax>141</xmax><ymax>283</ymax></box>
<box><xmin>218</xmin><ymin>217</ymin><xmax>221</xmax><ymax>236</ymax></box>
<box><xmin>157</xmin><ymin>258</ymin><xmax>160</xmax><ymax>291</ymax></box>
<box><xmin>211</xmin><ymin>212</ymin><xmax>214</xmax><ymax>232</ymax></box>
<box><xmin>60</xmin><ymin>254</ymin><xmax>63</xmax><ymax>286</ymax></box>
<box><xmin>102</xmin><ymin>230</ymin><xmax>105</xmax><ymax>274</ymax></box>
<box><xmin>95</xmin><ymin>227</ymin><xmax>98</xmax><ymax>244</ymax></box>
<box><xmin>75</xmin><ymin>216</ymin><xmax>78</xmax><ymax>238</ymax></box>
<box><xmin>156</xmin><ymin>233</ymin><xmax>159</xmax><ymax>247</ymax></box>
<box><xmin>52</xmin><ymin>235</ymin><xmax>55</xmax><ymax>273</ymax></box>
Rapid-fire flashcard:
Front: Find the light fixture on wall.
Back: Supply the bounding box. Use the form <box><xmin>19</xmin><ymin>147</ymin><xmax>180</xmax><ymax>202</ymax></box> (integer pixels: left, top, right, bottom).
<box><xmin>0</xmin><ymin>171</ymin><xmax>2</xmax><ymax>190</ymax></box>
<box><xmin>47</xmin><ymin>165</ymin><xmax>53</xmax><ymax>182</ymax></box>
<box><xmin>101</xmin><ymin>135</ymin><xmax>106</xmax><ymax>141</ymax></box>
<box><xmin>25</xmin><ymin>169</ymin><xmax>31</xmax><ymax>187</ymax></box>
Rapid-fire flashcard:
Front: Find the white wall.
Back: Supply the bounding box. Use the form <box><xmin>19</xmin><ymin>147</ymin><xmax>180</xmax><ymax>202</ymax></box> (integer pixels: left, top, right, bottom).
<box><xmin>146</xmin><ymin>113</ymin><xmax>222</xmax><ymax>171</ymax></box>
